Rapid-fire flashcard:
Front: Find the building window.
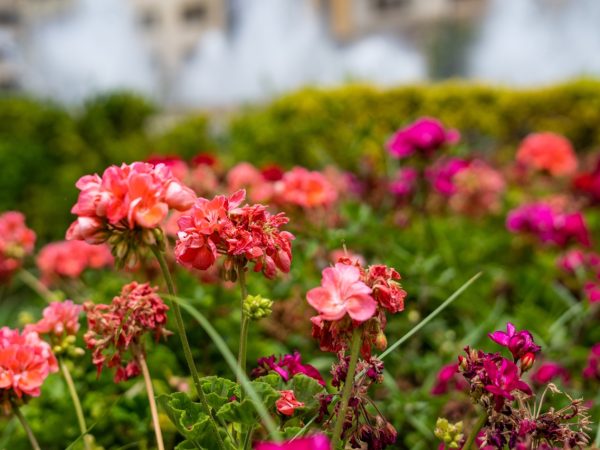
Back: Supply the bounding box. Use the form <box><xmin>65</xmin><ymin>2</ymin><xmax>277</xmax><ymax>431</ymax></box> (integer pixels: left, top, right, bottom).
<box><xmin>182</xmin><ymin>3</ymin><xmax>206</xmax><ymax>24</ymax></box>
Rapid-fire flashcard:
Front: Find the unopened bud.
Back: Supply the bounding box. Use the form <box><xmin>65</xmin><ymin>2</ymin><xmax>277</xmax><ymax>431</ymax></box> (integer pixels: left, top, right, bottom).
<box><xmin>53</xmin><ymin>345</ymin><xmax>63</xmax><ymax>354</ymax></box>
<box><xmin>434</xmin><ymin>418</ymin><xmax>463</xmax><ymax>448</ymax></box>
<box><xmin>242</xmin><ymin>295</ymin><xmax>273</xmax><ymax>320</ymax></box>
<box><xmin>374</xmin><ymin>331</ymin><xmax>387</xmax><ymax>350</ymax></box>
<box><xmin>520</xmin><ymin>352</ymin><xmax>535</xmax><ymax>372</ymax></box>
<box><xmin>142</xmin><ymin>229</ymin><xmax>157</xmax><ymax>246</ymax></box>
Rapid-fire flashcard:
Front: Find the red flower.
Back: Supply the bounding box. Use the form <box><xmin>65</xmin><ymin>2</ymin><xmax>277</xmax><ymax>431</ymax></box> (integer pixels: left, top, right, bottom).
<box><xmin>276</xmin><ymin>390</ymin><xmax>304</xmax><ymax>416</ymax></box>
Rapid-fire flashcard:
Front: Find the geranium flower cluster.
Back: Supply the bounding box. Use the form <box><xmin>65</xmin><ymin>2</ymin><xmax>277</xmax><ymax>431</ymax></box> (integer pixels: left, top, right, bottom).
<box><xmin>0</xmin><ymin>211</ymin><xmax>36</xmax><ymax>282</ymax></box>
<box><xmin>175</xmin><ymin>190</ymin><xmax>294</xmax><ymax>279</ymax></box>
<box><xmin>517</xmin><ymin>132</ymin><xmax>578</xmax><ymax>177</ymax></box>
<box><xmin>573</xmin><ymin>158</ymin><xmax>600</xmax><ymax>203</ymax></box>
<box><xmin>0</xmin><ymin>327</ymin><xmax>58</xmax><ymax>402</ymax></box>
<box><xmin>83</xmin><ymin>282</ymin><xmax>169</xmax><ymax>383</ymax></box>
<box><xmin>386</xmin><ymin>117</ymin><xmax>460</xmax><ymax>159</ymax></box>
<box><xmin>251</xmin><ymin>351</ymin><xmax>325</xmax><ymax>386</ymax></box>
<box><xmin>506</xmin><ymin>202</ymin><xmax>590</xmax><ymax>248</ymax></box>
<box><xmin>557</xmin><ymin>249</ymin><xmax>600</xmax><ymax>303</ymax></box>
<box><xmin>27</xmin><ymin>300</ymin><xmax>82</xmax><ymax>340</ymax></box>
<box><xmin>307</xmin><ymin>257</ymin><xmax>406</xmax><ymax>357</ymax></box>
<box><xmin>67</xmin><ymin>162</ymin><xmax>196</xmax><ymax>264</ymax></box>
<box><xmin>36</xmin><ymin>240</ymin><xmax>113</xmax><ymax>286</ymax></box>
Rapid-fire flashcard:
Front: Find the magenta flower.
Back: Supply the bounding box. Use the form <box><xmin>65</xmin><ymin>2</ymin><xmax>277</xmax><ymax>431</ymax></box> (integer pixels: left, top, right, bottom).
<box><xmin>386</xmin><ymin>117</ymin><xmax>460</xmax><ymax>159</ymax></box>
<box><xmin>426</xmin><ymin>157</ymin><xmax>469</xmax><ymax>196</ymax></box>
<box><xmin>255</xmin><ymin>435</ymin><xmax>331</xmax><ymax>450</ymax></box>
<box><xmin>252</xmin><ymin>351</ymin><xmax>325</xmax><ymax>386</ymax></box>
<box><xmin>531</xmin><ymin>362</ymin><xmax>570</xmax><ymax>386</ymax></box>
<box><xmin>583</xmin><ymin>343</ymin><xmax>600</xmax><ymax>380</ymax></box>
<box><xmin>431</xmin><ymin>363</ymin><xmax>467</xmax><ymax>395</ymax></box>
<box><xmin>389</xmin><ymin>167</ymin><xmax>418</xmax><ymax>197</ymax></box>
<box><xmin>488</xmin><ymin>322</ymin><xmax>541</xmax><ymax>362</ymax></box>
<box><xmin>483</xmin><ymin>358</ymin><xmax>532</xmax><ymax>409</ymax></box>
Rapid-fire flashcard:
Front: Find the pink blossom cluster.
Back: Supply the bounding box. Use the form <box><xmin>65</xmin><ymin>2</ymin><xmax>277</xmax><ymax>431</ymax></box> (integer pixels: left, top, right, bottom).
<box><xmin>449</xmin><ymin>160</ymin><xmax>506</xmax><ymax>216</ymax></box>
<box><xmin>430</xmin><ymin>363</ymin><xmax>468</xmax><ymax>396</ymax></box>
<box><xmin>67</xmin><ymin>162</ymin><xmax>196</xmax><ymax>243</ymax></box>
<box><xmin>426</xmin><ymin>157</ymin><xmax>470</xmax><ymax>196</ymax></box>
<box><xmin>517</xmin><ymin>132</ymin><xmax>578</xmax><ymax>177</ymax></box>
<box><xmin>506</xmin><ymin>202</ymin><xmax>591</xmax><ymax>248</ymax></box>
<box><xmin>0</xmin><ymin>211</ymin><xmax>36</xmax><ymax>282</ymax></box>
<box><xmin>146</xmin><ymin>154</ymin><xmax>220</xmax><ymax>197</ymax></box>
<box><xmin>251</xmin><ymin>351</ymin><xmax>325</xmax><ymax>386</ymax></box>
<box><xmin>36</xmin><ymin>240</ymin><xmax>113</xmax><ymax>285</ymax></box>
<box><xmin>307</xmin><ymin>257</ymin><xmax>406</xmax><ymax>357</ymax></box>
<box><xmin>530</xmin><ymin>362</ymin><xmax>570</xmax><ymax>386</ymax></box>
<box><xmin>175</xmin><ymin>190</ymin><xmax>294</xmax><ymax>279</ymax></box>
<box><xmin>488</xmin><ymin>322</ymin><xmax>541</xmax><ymax>365</ymax></box>
<box><xmin>386</xmin><ymin>117</ymin><xmax>460</xmax><ymax>159</ymax></box>
<box><xmin>26</xmin><ymin>300</ymin><xmax>82</xmax><ymax>339</ymax></box>
<box><xmin>557</xmin><ymin>249</ymin><xmax>600</xmax><ymax>303</ymax></box>
<box><xmin>84</xmin><ymin>282</ymin><xmax>169</xmax><ymax>382</ymax></box>
<box><xmin>0</xmin><ymin>327</ymin><xmax>58</xmax><ymax>398</ymax></box>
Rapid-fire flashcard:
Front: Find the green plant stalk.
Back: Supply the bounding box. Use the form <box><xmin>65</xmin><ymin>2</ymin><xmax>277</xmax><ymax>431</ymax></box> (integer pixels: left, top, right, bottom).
<box><xmin>59</xmin><ymin>358</ymin><xmax>93</xmax><ymax>450</ymax></box>
<box><xmin>18</xmin><ymin>269</ymin><xmax>59</xmax><ymax>304</ymax></box>
<box><xmin>237</xmin><ymin>263</ymin><xmax>249</xmax><ymax>391</ymax></box>
<box><xmin>330</xmin><ymin>327</ymin><xmax>362</xmax><ymax>449</ymax></box>
<box><xmin>137</xmin><ymin>352</ymin><xmax>165</xmax><ymax>450</ymax></box>
<box><xmin>150</xmin><ymin>246</ymin><xmax>227</xmax><ymax>450</ymax></box>
<box><xmin>464</xmin><ymin>412</ymin><xmax>487</xmax><ymax>450</ymax></box>
<box><xmin>12</xmin><ymin>404</ymin><xmax>41</xmax><ymax>450</ymax></box>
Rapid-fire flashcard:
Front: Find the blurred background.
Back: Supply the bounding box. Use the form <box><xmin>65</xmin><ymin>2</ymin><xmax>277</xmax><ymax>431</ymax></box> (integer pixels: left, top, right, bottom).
<box><xmin>0</xmin><ymin>0</ymin><xmax>599</xmax><ymax>108</ymax></box>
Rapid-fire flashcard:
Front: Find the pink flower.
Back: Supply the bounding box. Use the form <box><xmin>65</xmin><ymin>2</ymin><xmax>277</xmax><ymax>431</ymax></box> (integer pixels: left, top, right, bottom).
<box><xmin>0</xmin><ymin>212</ymin><xmax>36</xmax><ymax>282</ymax></box>
<box><xmin>517</xmin><ymin>132</ymin><xmax>578</xmax><ymax>177</ymax></box>
<box><xmin>276</xmin><ymin>390</ymin><xmax>304</xmax><ymax>416</ymax></box>
<box><xmin>36</xmin><ymin>240</ymin><xmax>113</xmax><ymax>285</ymax></box>
<box><xmin>278</xmin><ymin>167</ymin><xmax>338</xmax><ymax>209</ymax></box>
<box><xmin>449</xmin><ymin>160</ymin><xmax>506</xmax><ymax>216</ymax></box>
<box><xmin>27</xmin><ymin>301</ymin><xmax>82</xmax><ymax>338</ymax></box>
<box><xmin>146</xmin><ymin>155</ymin><xmax>190</xmax><ymax>181</ymax></box>
<box><xmin>483</xmin><ymin>358</ymin><xmax>532</xmax><ymax>408</ymax></box>
<box><xmin>531</xmin><ymin>362</ymin><xmax>570</xmax><ymax>385</ymax></box>
<box><xmin>389</xmin><ymin>167</ymin><xmax>418</xmax><ymax>197</ymax></box>
<box><xmin>387</xmin><ymin>117</ymin><xmax>459</xmax><ymax>159</ymax></box>
<box><xmin>431</xmin><ymin>363</ymin><xmax>467</xmax><ymax>395</ymax></box>
<box><xmin>84</xmin><ymin>282</ymin><xmax>169</xmax><ymax>382</ymax></box>
<box><xmin>255</xmin><ymin>435</ymin><xmax>331</xmax><ymax>450</ymax></box>
<box><xmin>307</xmin><ymin>263</ymin><xmax>376</xmax><ymax>322</ymax></box>
<box><xmin>252</xmin><ymin>351</ymin><xmax>325</xmax><ymax>386</ymax></box>
<box><xmin>488</xmin><ymin>322</ymin><xmax>541</xmax><ymax>362</ymax></box>
<box><xmin>426</xmin><ymin>158</ymin><xmax>469</xmax><ymax>196</ymax></box>
<box><xmin>227</xmin><ymin>162</ymin><xmax>275</xmax><ymax>203</ymax></box>
<box><xmin>583</xmin><ymin>343</ymin><xmax>600</xmax><ymax>380</ymax></box>
<box><xmin>0</xmin><ymin>327</ymin><xmax>58</xmax><ymax>398</ymax></box>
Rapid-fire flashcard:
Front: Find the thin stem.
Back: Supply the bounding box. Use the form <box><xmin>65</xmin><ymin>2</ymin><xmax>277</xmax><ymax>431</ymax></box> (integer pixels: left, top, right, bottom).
<box><xmin>17</xmin><ymin>269</ymin><xmax>59</xmax><ymax>304</ymax></box>
<box><xmin>12</xmin><ymin>404</ymin><xmax>41</xmax><ymax>450</ymax></box>
<box><xmin>137</xmin><ymin>352</ymin><xmax>165</xmax><ymax>450</ymax></box>
<box><xmin>330</xmin><ymin>327</ymin><xmax>362</xmax><ymax>449</ymax></box>
<box><xmin>464</xmin><ymin>412</ymin><xmax>487</xmax><ymax>450</ymax></box>
<box><xmin>150</xmin><ymin>246</ymin><xmax>226</xmax><ymax>450</ymax></box>
<box><xmin>237</xmin><ymin>263</ymin><xmax>249</xmax><ymax>389</ymax></box>
<box><xmin>59</xmin><ymin>358</ymin><xmax>93</xmax><ymax>450</ymax></box>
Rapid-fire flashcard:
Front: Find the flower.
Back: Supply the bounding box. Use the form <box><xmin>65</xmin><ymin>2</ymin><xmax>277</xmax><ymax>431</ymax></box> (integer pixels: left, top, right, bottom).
<box><xmin>175</xmin><ymin>190</ymin><xmax>294</xmax><ymax>279</ymax></box>
<box><xmin>251</xmin><ymin>351</ymin><xmax>325</xmax><ymax>386</ymax></box>
<box><xmin>254</xmin><ymin>434</ymin><xmax>331</xmax><ymax>450</ymax></box>
<box><xmin>583</xmin><ymin>343</ymin><xmax>600</xmax><ymax>380</ymax></box>
<box><xmin>146</xmin><ymin>154</ymin><xmax>190</xmax><ymax>181</ymax></box>
<box><xmin>277</xmin><ymin>167</ymin><xmax>338</xmax><ymax>208</ymax></box>
<box><xmin>276</xmin><ymin>390</ymin><xmax>304</xmax><ymax>416</ymax></box>
<box><xmin>307</xmin><ymin>263</ymin><xmax>376</xmax><ymax>322</ymax></box>
<box><xmin>516</xmin><ymin>132</ymin><xmax>578</xmax><ymax>177</ymax></box>
<box><xmin>531</xmin><ymin>362</ymin><xmax>570</xmax><ymax>386</ymax></box>
<box><xmin>573</xmin><ymin>159</ymin><xmax>600</xmax><ymax>203</ymax></box>
<box><xmin>389</xmin><ymin>167</ymin><xmax>418</xmax><ymax>197</ymax></box>
<box><xmin>36</xmin><ymin>240</ymin><xmax>113</xmax><ymax>285</ymax></box>
<box><xmin>84</xmin><ymin>282</ymin><xmax>169</xmax><ymax>382</ymax></box>
<box><xmin>0</xmin><ymin>211</ymin><xmax>36</xmax><ymax>282</ymax></box>
<box><xmin>0</xmin><ymin>327</ymin><xmax>58</xmax><ymax>398</ymax></box>
<box><xmin>27</xmin><ymin>301</ymin><xmax>82</xmax><ymax>338</ymax></box>
<box><xmin>426</xmin><ymin>158</ymin><xmax>469</xmax><ymax>196</ymax></box>
<box><xmin>449</xmin><ymin>160</ymin><xmax>506</xmax><ymax>216</ymax></box>
<box><xmin>431</xmin><ymin>363</ymin><xmax>467</xmax><ymax>395</ymax></box>
<box><xmin>227</xmin><ymin>162</ymin><xmax>275</xmax><ymax>203</ymax></box>
<box><xmin>488</xmin><ymin>322</ymin><xmax>541</xmax><ymax>363</ymax></box>
<box><xmin>386</xmin><ymin>117</ymin><xmax>459</xmax><ymax>159</ymax></box>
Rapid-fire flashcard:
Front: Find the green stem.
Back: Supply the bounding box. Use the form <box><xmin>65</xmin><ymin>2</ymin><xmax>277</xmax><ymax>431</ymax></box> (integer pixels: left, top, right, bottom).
<box><xmin>59</xmin><ymin>358</ymin><xmax>93</xmax><ymax>450</ymax></box>
<box><xmin>150</xmin><ymin>246</ymin><xmax>226</xmax><ymax>450</ymax></box>
<box><xmin>464</xmin><ymin>412</ymin><xmax>487</xmax><ymax>450</ymax></box>
<box><xmin>18</xmin><ymin>269</ymin><xmax>59</xmax><ymax>304</ymax></box>
<box><xmin>137</xmin><ymin>351</ymin><xmax>165</xmax><ymax>450</ymax></box>
<box><xmin>12</xmin><ymin>404</ymin><xmax>41</xmax><ymax>450</ymax></box>
<box><xmin>330</xmin><ymin>327</ymin><xmax>362</xmax><ymax>449</ymax></box>
<box><xmin>237</xmin><ymin>263</ymin><xmax>249</xmax><ymax>390</ymax></box>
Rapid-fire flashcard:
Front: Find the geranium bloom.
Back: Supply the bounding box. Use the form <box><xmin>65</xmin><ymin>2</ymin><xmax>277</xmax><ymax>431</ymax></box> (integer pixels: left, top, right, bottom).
<box><xmin>516</xmin><ymin>132</ymin><xmax>578</xmax><ymax>177</ymax></box>
<box><xmin>36</xmin><ymin>240</ymin><xmax>113</xmax><ymax>285</ymax></box>
<box><xmin>146</xmin><ymin>154</ymin><xmax>190</xmax><ymax>181</ymax></box>
<box><xmin>531</xmin><ymin>362</ymin><xmax>570</xmax><ymax>386</ymax></box>
<box><xmin>277</xmin><ymin>167</ymin><xmax>338</xmax><ymax>208</ymax></box>
<box><xmin>27</xmin><ymin>300</ymin><xmax>82</xmax><ymax>339</ymax></box>
<box><xmin>449</xmin><ymin>160</ymin><xmax>506</xmax><ymax>216</ymax></box>
<box><xmin>84</xmin><ymin>282</ymin><xmax>169</xmax><ymax>382</ymax></box>
<box><xmin>583</xmin><ymin>343</ymin><xmax>600</xmax><ymax>380</ymax></box>
<box><xmin>0</xmin><ymin>327</ymin><xmax>58</xmax><ymax>398</ymax></box>
<box><xmin>389</xmin><ymin>167</ymin><xmax>418</xmax><ymax>197</ymax></box>
<box><xmin>227</xmin><ymin>162</ymin><xmax>275</xmax><ymax>203</ymax></box>
<box><xmin>573</xmin><ymin>160</ymin><xmax>600</xmax><ymax>203</ymax></box>
<box><xmin>255</xmin><ymin>434</ymin><xmax>331</xmax><ymax>450</ymax></box>
<box><xmin>175</xmin><ymin>190</ymin><xmax>294</xmax><ymax>279</ymax></box>
<box><xmin>387</xmin><ymin>117</ymin><xmax>459</xmax><ymax>159</ymax></box>
<box><xmin>488</xmin><ymin>322</ymin><xmax>541</xmax><ymax>363</ymax></box>
<box><xmin>252</xmin><ymin>351</ymin><xmax>325</xmax><ymax>386</ymax></box>
<box><xmin>276</xmin><ymin>390</ymin><xmax>304</xmax><ymax>416</ymax></box>
<box><xmin>431</xmin><ymin>363</ymin><xmax>468</xmax><ymax>395</ymax></box>
<box><xmin>307</xmin><ymin>263</ymin><xmax>375</xmax><ymax>322</ymax></box>
<box><xmin>426</xmin><ymin>158</ymin><xmax>469</xmax><ymax>196</ymax></box>
<box><xmin>0</xmin><ymin>211</ymin><xmax>36</xmax><ymax>282</ymax></box>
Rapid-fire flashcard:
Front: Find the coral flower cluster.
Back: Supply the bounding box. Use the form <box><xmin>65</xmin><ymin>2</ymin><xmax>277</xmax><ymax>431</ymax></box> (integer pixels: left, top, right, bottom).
<box><xmin>84</xmin><ymin>282</ymin><xmax>169</xmax><ymax>382</ymax></box>
<box><xmin>27</xmin><ymin>300</ymin><xmax>82</xmax><ymax>339</ymax></box>
<box><xmin>36</xmin><ymin>240</ymin><xmax>113</xmax><ymax>285</ymax></box>
<box><xmin>175</xmin><ymin>190</ymin><xmax>294</xmax><ymax>279</ymax></box>
<box><xmin>0</xmin><ymin>211</ymin><xmax>36</xmax><ymax>282</ymax></box>
<box><xmin>387</xmin><ymin>117</ymin><xmax>460</xmax><ymax>159</ymax></box>
<box><xmin>0</xmin><ymin>327</ymin><xmax>58</xmax><ymax>401</ymax></box>
<box><xmin>517</xmin><ymin>132</ymin><xmax>578</xmax><ymax>177</ymax></box>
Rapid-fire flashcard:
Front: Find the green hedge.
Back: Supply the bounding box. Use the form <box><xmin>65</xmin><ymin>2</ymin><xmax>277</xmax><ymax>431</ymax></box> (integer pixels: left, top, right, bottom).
<box><xmin>228</xmin><ymin>79</ymin><xmax>600</xmax><ymax>170</ymax></box>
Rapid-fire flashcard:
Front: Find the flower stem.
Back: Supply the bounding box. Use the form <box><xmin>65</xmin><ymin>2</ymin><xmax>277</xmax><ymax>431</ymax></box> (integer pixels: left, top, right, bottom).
<box><xmin>59</xmin><ymin>358</ymin><xmax>93</xmax><ymax>450</ymax></box>
<box><xmin>330</xmin><ymin>327</ymin><xmax>362</xmax><ymax>449</ymax></box>
<box><xmin>150</xmin><ymin>245</ymin><xmax>226</xmax><ymax>450</ymax></box>
<box><xmin>137</xmin><ymin>352</ymin><xmax>165</xmax><ymax>450</ymax></box>
<box><xmin>12</xmin><ymin>404</ymin><xmax>41</xmax><ymax>450</ymax></box>
<box><xmin>464</xmin><ymin>412</ymin><xmax>487</xmax><ymax>450</ymax></box>
<box><xmin>17</xmin><ymin>269</ymin><xmax>59</xmax><ymax>304</ymax></box>
<box><xmin>237</xmin><ymin>263</ymin><xmax>249</xmax><ymax>391</ymax></box>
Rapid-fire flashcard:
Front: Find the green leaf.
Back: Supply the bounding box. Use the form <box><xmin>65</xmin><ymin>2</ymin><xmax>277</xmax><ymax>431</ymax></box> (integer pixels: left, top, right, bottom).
<box><xmin>200</xmin><ymin>376</ymin><xmax>239</xmax><ymax>411</ymax></box>
<box><xmin>216</xmin><ymin>380</ymin><xmax>280</xmax><ymax>426</ymax></box>
<box><xmin>280</xmin><ymin>426</ymin><xmax>303</xmax><ymax>439</ymax></box>
<box><xmin>288</xmin><ymin>374</ymin><xmax>325</xmax><ymax>410</ymax></box>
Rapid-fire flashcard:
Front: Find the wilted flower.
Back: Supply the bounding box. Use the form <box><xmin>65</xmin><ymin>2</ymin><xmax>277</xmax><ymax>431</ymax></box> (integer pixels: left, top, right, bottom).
<box><xmin>517</xmin><ymin>132</ymin><xmax>578</xmax><ymax>177</ymax></box>
<box><xmin>252</xmin><ymin>351</ymin><xmax>325</xmax><ymax>386</ymax></box>
<box><xmin>488</xmin><ymin>322</ymin><xmax>541</xmax><ymax>364</ymax></box>
<box><xmin>255</xmin><ymin>434</ymin><xmax>331</xmax><ymax>450</ymax></box>
<box><xmin>277</xmin><ymin>167</ymin><xmax>338</xmax><ymax>209</ymax></box>
<box><xmin>386</xmin><ymin>117</ymin><xmax>459</xmax><ymax>159</ymax></box>
<box><xmin>0</xmin><ymin>211</ymin><xmax>36</xmax><ymax>282</ymax></box>
<box><xmin>84</xmin><ymin>282</ymin><xmax>169</xmax><ymax>382</ymax></box>
<box><xmin>276</xmin><ymin>390</ymin><xmax>304</xmax><ymax>416</ymax></box>
<box><xmin>0</xmin><ymin>327</ymin><xmax>58</xmax><ymax>400</ymax></box>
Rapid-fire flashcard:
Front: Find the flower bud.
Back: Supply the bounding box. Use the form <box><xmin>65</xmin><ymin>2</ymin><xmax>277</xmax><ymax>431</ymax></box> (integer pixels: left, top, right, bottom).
<box><xmin>374</xmin><ymin>331</ymin><xmax>387</xmax><ymax>350</ymax></box>
<box><xmin>242</xmin><ymin>294</ymin><xmax>273</xmax><ymax>320</ymax></box>
<box><xmin>520</xmin><ymin>352</ymin><xmax>535</xmax><ymax>372</ymax></box>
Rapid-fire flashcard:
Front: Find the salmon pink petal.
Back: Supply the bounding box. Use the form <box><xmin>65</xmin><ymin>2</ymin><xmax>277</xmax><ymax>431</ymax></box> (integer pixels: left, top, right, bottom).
<box><xmin>134</xmin><ymin>203</ymin><xmax>169</xmax><ymax>229</ymax></box>
<box><xmin>345</xmin><ymin>294</ymin><xmax>377</xmax><ymax>322</ymax></box>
